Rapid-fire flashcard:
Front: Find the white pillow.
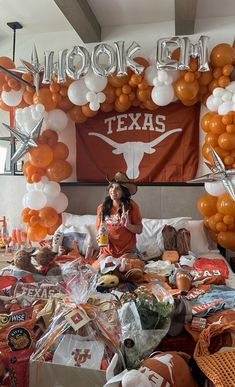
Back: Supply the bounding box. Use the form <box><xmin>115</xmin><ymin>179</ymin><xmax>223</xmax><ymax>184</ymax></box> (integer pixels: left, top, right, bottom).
<box><xmin>137</xmin><ymin>217</ymin><xmax>191</xmax><ymax>258</ymax></box>
<box><xmin>62</xmin><ymin>213</ymin><xmax>98</xmax><ymax>250</ymax></box>
<box><xmin>187</xmin><ymin>220</ymin><xmax>218</xmax><ymax>256</ymax></box>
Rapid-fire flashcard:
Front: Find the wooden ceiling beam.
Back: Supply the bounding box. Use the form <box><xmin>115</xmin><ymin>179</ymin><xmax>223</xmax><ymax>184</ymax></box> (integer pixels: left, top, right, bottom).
<box><xmin>54</xmin><ymin>0</ymin><xmax>101</xmax><ymax>43</ymax></box>
<box><xmin>174</xmin><ymin>0</ymin><xmax>197</xmax><ymax>35</ymax></box>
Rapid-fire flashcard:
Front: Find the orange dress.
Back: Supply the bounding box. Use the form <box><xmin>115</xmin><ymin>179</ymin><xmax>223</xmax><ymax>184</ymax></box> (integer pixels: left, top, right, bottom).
<box><xmin>96</xmin><ymin>199</ymin><xmax>142</xmax><ymax>258</ymax></box>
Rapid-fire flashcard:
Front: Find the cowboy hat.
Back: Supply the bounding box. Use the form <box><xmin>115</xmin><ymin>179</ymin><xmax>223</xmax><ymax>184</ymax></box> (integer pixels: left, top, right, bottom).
<box><xmin>107</xmin><ymin>171</ymin><xmax>137</xmax><ymax>195</ymax></box>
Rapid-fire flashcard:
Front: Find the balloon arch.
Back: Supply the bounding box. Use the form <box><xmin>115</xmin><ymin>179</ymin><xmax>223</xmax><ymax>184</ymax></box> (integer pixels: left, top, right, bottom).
<box><xmin>1</xmin><ymin>42</ymin><xmax>235</xmax><ymax>249</ymax></box>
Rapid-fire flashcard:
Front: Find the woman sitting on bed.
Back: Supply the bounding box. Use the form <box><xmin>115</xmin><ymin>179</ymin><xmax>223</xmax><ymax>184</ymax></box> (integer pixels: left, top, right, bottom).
<box><xmin>93</xmin><ymin>172</ymin><xmax>143</xmax><ymax>269</ymax></box>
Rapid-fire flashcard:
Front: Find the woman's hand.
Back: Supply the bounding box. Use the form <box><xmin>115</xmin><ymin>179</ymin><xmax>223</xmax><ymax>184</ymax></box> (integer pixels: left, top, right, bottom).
<box><xmin>120</xmin><ymin>206</ymin><xmax>130</xmax><ymax>228</ymax></box>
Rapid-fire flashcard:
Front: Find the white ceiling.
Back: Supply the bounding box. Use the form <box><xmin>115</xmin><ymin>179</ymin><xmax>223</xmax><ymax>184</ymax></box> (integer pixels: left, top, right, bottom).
<box><xmin>0</xmin><ymin>0</ymin><xmax>234</xmax><ymax>40</ymax></box>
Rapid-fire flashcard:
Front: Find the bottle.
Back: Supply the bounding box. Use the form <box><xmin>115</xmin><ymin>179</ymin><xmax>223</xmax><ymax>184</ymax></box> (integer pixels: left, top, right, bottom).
<box><xmin>98</xmin><ymin>212</ymin><xmax>109</xmax><ymax>247</ymax></box>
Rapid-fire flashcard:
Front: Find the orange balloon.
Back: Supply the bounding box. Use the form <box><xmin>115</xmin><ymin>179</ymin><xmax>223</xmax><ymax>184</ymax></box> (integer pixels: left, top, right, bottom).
<box><xmin>100</xmin><ymin>102</ymin><xmax>114</xmax><ymax>112</ymax></box>
<box><xmin>210</xmin><ymin>43</ymin><xmax>235</xmax><ymax>68</ymax></box>
<box><xmin>198</xmin><ymin>71</ymin><xmax>213</xmax><ymax>86</ymax></box>
<box><xmin>218</xmin><ymin>132</ymin><xmax>235</xmax><ymax>150</ymax></box>
<box><xmin>29</xmin><ymin>144</ymin><xmax>54</xmax><ymax>168</ymax></box>
<box><xmin>103</xmin><ymin>84</ymin><xmax>116</xmax><ymax>103</ymax></box>
<box><xmin>52</xmin><ymin>142</ymin><xmax>69</xmax><ymax>160</ymax></box>
<box><xmin>184</xmin><ymin>72</ymin><xmax>195</xmax><ymax>83</ymax></box>
<box><xmin>114</xmin><ymin>99</ymin><xmax>131</xmax><ymax>113</ymax></box>
<box><xmin>215</xmin><ymin>222</ymin><xmax>227</xmax><ymax>232</ymax></box>
<box><xmin>205</xmin><ymin>132</ymin><xmax>219</xmax><ymax>147</ymax></box>
<box><xmin>47</xmin><ymin>214</ymin><xmax>62</xmax><ymax>235</ymax></box>
<box><xmin>133</xmin><ymin>56</ymin><xmax>149</xmax><ymax>68</ymax></box>
<box><xmin>0</xmin><ymin>56</ymin><xmax>15</xmax><ymax>69</ymax></box>
<box><xmin>81</xmin><ymin>104</ymin><xmax>98</xmax><ymax>118</ymax></box>
<box><xmin>38</xmin><ymin>207</ymin><xmax>59</xmax><ymax>228</ymax></box>
<box><xmin>222</xmin><ymin>64</ymin><xmax>233</xmax><ymax>76</ymax></box>
<box><xmin>208</xmin><ymin>215</ymin><xmax>218</xmax><ymax>231</ymax></box>
<box><xmin>217</xmin><ymin>231</ymin><xmax>235</xmax><ymax>250</ymax></box>
<box><xmin>27</xmin><ymin>224</ymin><xmax>48</xmax><ymax>242</ymax></box>
<box><xmin>201</xmin><ymin>143</ymin><xmax>213</xmax><ymax>162</ymax></box>
<box><xmin>46</xmin><ymin>159</ymin><xmax>72</xmax><ymax>181</ymax></box>
<box><xmin>174</xmin><ymin>78</ymin><xmax>199</xmax><ymax>101</ymax></box>
<box><xmin>21</xmin><ymin>208</ymin><xmax>31</xmax><ymax>223</ymax></box>
<box><xmin>68</xmin><ymin>106</ymin><xmax>87</xmax><ymax>123</ymax></box>
<box><xmin>223</xmin><ymin>214</ymin><xmax>234</xmax><ymax>225</ymax></box>
<box><xmin>33</xmin><ymin>88</ymin><xmax>57</xmax><ymax>111</ymax></box>
<box><xmin>57</xmin><ymin>96</ymin><xmax>74</xmax><ymax>112</ymax></box>
<box><xmin>143</xmin><ymin>99</ymin><xmax>158</xmax><ymax>110</ymax></box>
<box><xmin>222</xmin><ymin>113</ymin><xmax>234</xmax><ymax>125</ymax></box>
<box><xmin>22</xmin><ymin>160</ymin><xmax>32</xmax><ymax>176</ymax></box>
<box><xmin>197</xmin><ymin>194</ymin><xmax>217</xmax><ymax>217</ymax></box>
<box><xmin>108</xmin><ymin>73</ymin><xmax>130</xmax><ymax>88</ymax></box>
<box><xmin>41</xmin><ymin>129</ymin><xmax>58</xmax><ymax>146</ymax></box>
<box><xmin>217</xmin><ymin>75</ymin><xmax>230</xmax><ymax>88</ymax></box>
<box><xmin>209</xmin><ymin>114</ymin><xmax>226</xmax><ymax>134</ymax></box>
<box><xmin>217</xmin><ymin>193</ymin><xmax>235</xmax><ymax>217</ymax></box>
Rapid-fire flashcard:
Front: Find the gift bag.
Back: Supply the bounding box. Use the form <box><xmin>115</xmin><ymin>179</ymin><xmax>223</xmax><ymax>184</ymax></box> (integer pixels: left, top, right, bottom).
<box><xmin>194</xmin><ymin>322</ymin><xmax>235</xmax><ymax>387</ymax></box>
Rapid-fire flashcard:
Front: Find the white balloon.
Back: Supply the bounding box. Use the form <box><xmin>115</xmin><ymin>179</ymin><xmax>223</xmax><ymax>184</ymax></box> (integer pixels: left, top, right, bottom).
<box><xmin>35</xmin><ymin>103</ymin><xmax>45</xmax><ymax>113</ymax></box>
<box><xmin>2</xmin><ymin>89</ymin><xmax>23</xmax><ymax>107</ymax></box>
<box><xmin>158</xmin><ymin>70</ymin><xmax>168</xmax><ymax>83</ymax></box>
<box><xmin>68</xmin><ymin>79</ymin><xmax>89</xmax><ymax>106</ymax></box>
<box><xmin>221</xmin><ymin>90</ymin><xmax>233</xmax><ymax>102</ymax></box>
<box><xmin>41</xmin><ymin>176</ymin><xmax>49</xmax><ymax>184</ymax></box>
<box><xmin>46</xmin><ymin>109</ymin><xmax>68</xmax><ymax>133</ymax></box>
<box><xmin>206</xmin><ymin>95</ymin><xmax>220</xmax><ymax>112</ymax></box>
<box><xmin>86</xmin><ymin>91</ymin><xmax>97</xmax><ymax>102</ymax></box>
<box><xmin>226</xmin><ymin>81</ymin><xmax>235</xmax><ymax>93</ymax></box>
<box><xmin>218</xmin><ymin>101</ymin><xmax>233</xmax><ymax>115</ymax></box>
<box><xmin>204</xmin><ymin>182</ymin><xmax>226</xmax><ymax>197</ymax></box>
<box><xmin>144</xmin><ymin>65</ymin><xmax>158</xmax><ymax>86</ymax></box>
<box><xmin>52</xmin><ymin>192</ymin><xmax>68</xmax><ymax>213</ymax></box>
<box><xmin>151</xmin><ymin>85</ymin><xmax>174</xmax><ymax>106</ymax></box>
<box><xmin>26</xmin><ymin>183</ymin><xmax>35</xmax><ymax>192</ymax></box>
<box><xmin>43</xmin><ymin>181</ymin><xmax>61</xmax><ymax>197</ymax></box>
<box><xmin>232</xmin><ymin>94</ymin><xmax>235</xmax><ymax>103</ymax></box>
<box><xmin>22</xmin><ymin>193</ymin><xmax>30</xmax><ymax>208</ymax></box>
<box><xmin>213</xmin><ymin>87</ymin><xmax>225</xmax><ymax>98</ymax></box>
<box><xmin>153</xmin><ymin>77</ymin><xmax>163</xmax><ymax>87</ymax></box>
<box><xmin>89</xmin><ymin>101</ymin><xmax>100</xmax><ymax>111</ymax></box>
<box><xmin>33</xmin><ymin>181</ymin><xmax>44</xmax><ymax>190</ymax></box>
<box><xmin>97</xmin><ymin>92</ymin><xmax>106</xmax><ymax>103</ymax></box>
<box><xmin>25</xmin><ymin>191</ymin><xmax>47</xmax><ymax>210</ymax></box>
<box><xmin>84</xmin><ymin>70</ymin><xmax>107</xmax><ymax>92</ymax></box>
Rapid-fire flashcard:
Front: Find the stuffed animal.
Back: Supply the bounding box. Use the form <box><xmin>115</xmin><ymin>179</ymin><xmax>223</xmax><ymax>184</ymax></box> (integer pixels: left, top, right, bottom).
<box><xmin>13</xmin><ymin>249</ymin><xmax>38</xmax><ymax>273</ymax></box>
<box><xmin>105</xmin><ymin>351</ymin><xmax>198</xmax><ymax>387</ymax></box>
<box><xmin>33</xmin><ymin>247</ymin><xmax>61</xmax><ymax>276</ymax></box>
<box><xmin>96</xmin><ymin>274</ymin><xmax>119</xmax><ymax>292</ymax></box>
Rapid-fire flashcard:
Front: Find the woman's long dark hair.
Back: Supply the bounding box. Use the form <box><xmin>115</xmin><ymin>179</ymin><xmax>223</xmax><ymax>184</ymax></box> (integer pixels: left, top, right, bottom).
<box><xmin>101</xmin><ymin>183</ymin><xmax>131</xmax><ymax>220</ymax></box>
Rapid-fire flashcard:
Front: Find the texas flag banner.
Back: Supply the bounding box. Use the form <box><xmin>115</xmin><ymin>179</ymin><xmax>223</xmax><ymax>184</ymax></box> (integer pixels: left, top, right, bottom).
<box><xmin>76</xmin><ymin>103</ymin><xmax>200</xmax><ymax>182</ymax></box>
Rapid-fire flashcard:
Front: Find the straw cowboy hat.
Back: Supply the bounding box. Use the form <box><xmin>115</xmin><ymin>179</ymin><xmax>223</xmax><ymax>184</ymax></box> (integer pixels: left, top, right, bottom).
<box><xmin>107</xmin><ymin>171</ymin><xmax>137</xmax><ymax>195</ymax></box>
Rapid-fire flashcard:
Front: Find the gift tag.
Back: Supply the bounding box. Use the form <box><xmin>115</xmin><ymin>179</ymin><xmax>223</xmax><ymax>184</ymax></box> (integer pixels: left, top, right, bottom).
<box><xmin>65</xmin><ymin>307</ymin><xmax>90</xmax><ymax>331</ymax></box>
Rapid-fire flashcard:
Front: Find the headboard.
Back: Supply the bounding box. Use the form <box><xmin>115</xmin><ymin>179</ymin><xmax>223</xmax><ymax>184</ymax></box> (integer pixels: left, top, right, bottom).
<box><xmin>61</xmin><ymin>185</ymin><xmax>205</xmax><ymax>219</ymax></box>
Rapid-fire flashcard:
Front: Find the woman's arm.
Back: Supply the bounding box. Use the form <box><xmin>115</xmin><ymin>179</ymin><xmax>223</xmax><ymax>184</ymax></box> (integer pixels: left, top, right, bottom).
<box><xmin>121</xmin><ymin>208</ymin><xmax>143</xmax><ymax>234</ymax></box>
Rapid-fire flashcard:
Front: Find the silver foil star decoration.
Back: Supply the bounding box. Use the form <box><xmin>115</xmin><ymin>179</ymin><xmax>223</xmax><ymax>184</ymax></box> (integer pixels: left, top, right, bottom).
<box><xmin>21</xmin><ymin>45</ymin><xmax>43</xmax><ymax>94</ymax></box>
<box><xmin>2</xmin><ymin>118</ymin><xmax>43</xmax><ymax>164</ymax></box>
<box><xmin>188</xmin><ymin>146</ymin><xmax>235</xmax><ymax>201</ymax></box>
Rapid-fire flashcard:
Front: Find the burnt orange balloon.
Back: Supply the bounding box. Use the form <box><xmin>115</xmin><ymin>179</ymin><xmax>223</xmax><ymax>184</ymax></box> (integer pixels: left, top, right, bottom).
<box><xmin>100</xmin><ymin>102</ymin><xmax>114</xmax><ymax>112</ymax></box>
<box><xmin>68</xmin><ymin>106</ymin><xmax>87</xmax><ymax>123</ymax></box>
<box><xmin>108</xmin><ymin>73</ymin><xmax>130</xmax><ymax>88</ymax></box>
<box><xmin>217</xmin><ymin>193</ymin><xmax>235</xmax><ymax>217</ymax></box>
<box><xmin>46</xmin><ymin>159</ymin><xmax>72</xmax><ymax>181</ymax></box>
<box><xmin>0</xmin><ymin>98</ymin><xmax>10</xmax><ymax>111</ymax></box>
<box><xmin>213</xmin><ymin>67</ymin><xmax>222</xmax><ymax>79</ymax></box>
<box><xmin>22</xmin><ymin>160</ymin><xmax>31</xmax><ymax>176</ymax></box>
<box><xmin>198</xmin><ymin>71</ymin><xmax>213</xmax><ymax>86</ymax></box>
<box><xmin>21</xmin><ymin>208</ymin><xmax>31</xmax><ymax>223</ymax></box>
<box><xmin>27</xmin><ymin>224</ymin><xmax>48</xmax><ymax>242</ymax></box>
<box><xmin>81</xmin><ymin>104</ymin><xmax>98</xmax><ymax>118</ymax></box>
<box><xmin>209</xmin><ymin>114</ymin><xmax>226</xmax><ymax>134</ymax></box>
<box><xmin>222</xmin><ymin>64</ymin><xmax>233</xmax><ymax>76</ymax></box>
<box><xmin>39</xmin><ymin>207</ymin><xmax>59</xmax><ymax>228</ymax></box>
<box><xmin>222</xmin><ymin>113</ymin><xmax>234</xmax><ymax>125</ymax></box>
<box><xmin>133</xmin><ymin>56</ymin><xmax>149</xmax><ymax>68</ymax></box>
<box><xmin>202</xmin><ymin>143</ymin><xmax>213</xmax><ymax>162</ymax></box>
<box><xmin>57</xmin><ymin>96</ymin><xmax>74</xmax><ymax>112</ymax></box>
<box><xmin>103</xmin><ymin>84</ymin><xmax>116</xmax><ymax>103</ymax></box>
<box><xmin>205</xmin><ymin>132</ymin><xmax>219</xmax><ymax>147</ymax></box>
<box><xmin>218</xmin><ymin>75</ymin><xmax>230</xmax><ymax>88</ymax></box>
<box><xmin>217</xmin><ymin>231</ymin><xmax>235</xmax><ymax>250</ymax></box>
<box><xmin>215</xmin><ymin>222</ymin><xmax>227</xmax><ymax>232</ymax></box>
<box><xmin>174</xmin><ymin>78</ymin><xmax>199</xmax><ymax>101</ymax></box>
<box><xmin>29</xmin><ymin>144</ymin><xmax>53</xmax><ymax>168</ymax></box>
<box><xmin>42</xmin><ymin>129</ymin><xmax>58</xmax><ymax>146</ymax></box>
<box><xmin>144</xmin><ymin>99</ymin><xmax>158</xmax><ymax>110</ymax></box>
<box><xmin>114</xmin><ymin>99</ymin><xmax>131</xmax><ymax>113</ymax></box>
<box><xmin>52</xmin><ymin>142</ymin><xmax>69</xmax><ymax>160</ymax></box>
<box><xmin>197</xmin><ymin>194</ymin><xmax>217</xmax><ymax>217</ymax></box>
<box><xmin>33</xmin><ymin>88</ymin><xmax>57</xmax><ymax>112</ymax></box>
<box><xmin>223</xmin><ymin>214</ymin><xmax>234</xmax><ymax>225</ymax></box>
<box><xmin>210</xmin><ymin>43</ymin><xmax>235</xmax><ymax>68</ymax></box>
<box><xmin>184</xmin><ymin>72</ymin><xmax>195</xmax><ymax>83</ymax></box>
<box><xmin>218</xmin><ymin>132</ymin><xmax>235</xmax><ymax>150</ymax></box>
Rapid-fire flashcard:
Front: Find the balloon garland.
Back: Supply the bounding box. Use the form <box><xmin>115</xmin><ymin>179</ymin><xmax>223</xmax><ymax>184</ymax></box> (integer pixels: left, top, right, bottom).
<box><xmin>0</xmin><ymin>42</ymin><xmax>235</xmax><ymax>244</ymax></box>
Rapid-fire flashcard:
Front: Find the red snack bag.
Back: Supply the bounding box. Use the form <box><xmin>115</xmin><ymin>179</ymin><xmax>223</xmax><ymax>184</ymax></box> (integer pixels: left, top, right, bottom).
<box><xmin>193</xmin><ymin>257</ymin><xmax>229</xmax><ymax>279</ymax></box>
<box><xmin>0</xmin><ymin>307</ymin><xmax>35</xmax><ymax>387</ymax></box>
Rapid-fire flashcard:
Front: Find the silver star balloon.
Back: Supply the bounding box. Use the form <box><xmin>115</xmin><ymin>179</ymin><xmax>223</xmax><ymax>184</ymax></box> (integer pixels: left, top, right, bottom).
<box><xmin>188</xmin><ymin>146</ymin><xmax>235</xmax><ymax>201</ymax></box>
<box><xmin>21</xmin><ymin>45</ymin><xmax>43</xmax><ymax>94</ymax></box>
<box><xmin>2</xmin><ymin>118</ymin><xmax>43</xmax><ymax>164</ymax></box>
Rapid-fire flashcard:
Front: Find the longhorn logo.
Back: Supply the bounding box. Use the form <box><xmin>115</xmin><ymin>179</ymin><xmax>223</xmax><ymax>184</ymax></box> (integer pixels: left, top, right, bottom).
<box><xmin>89</xmin><ymin>128</ymin><xmax>183</xmax><ymax>179</ymax></box>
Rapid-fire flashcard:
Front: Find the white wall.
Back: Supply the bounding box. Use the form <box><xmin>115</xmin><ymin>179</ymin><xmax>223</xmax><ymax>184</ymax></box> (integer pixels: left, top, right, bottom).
<box><xmin>0</xmin><ymin>16</ymin><xmax>234</xmax><ymax>226</ymax></box>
